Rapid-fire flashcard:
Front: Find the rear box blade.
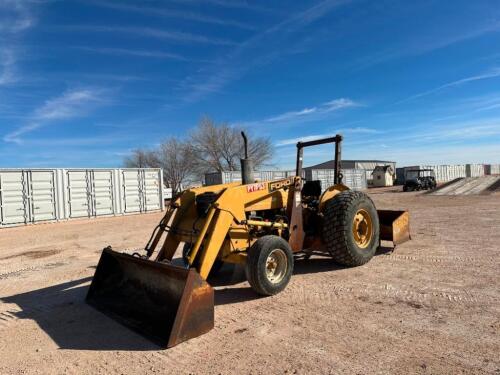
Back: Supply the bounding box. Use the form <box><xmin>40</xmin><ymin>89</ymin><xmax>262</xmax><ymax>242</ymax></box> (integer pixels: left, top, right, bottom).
<box><xmin>377</xmin><ymin>210</ymin><xmax>411</xmax><ymax>246</ymax></box>
<box><xmin>86</xmin><ymin>248</ymin><xmax>214</xmax><ymax>348</ymax></box>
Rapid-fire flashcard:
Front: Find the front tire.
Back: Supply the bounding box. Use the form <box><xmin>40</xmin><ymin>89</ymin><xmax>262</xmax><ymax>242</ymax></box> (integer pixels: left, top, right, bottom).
<box><xmin>245</xmin><ymin>235</ymin><xmax>294</xmax><ymax>296</ymax></box>
<box><xmin>322</xmin><ymin>191</ymin><xmax>380</xmax><ymax>266</ymax></box>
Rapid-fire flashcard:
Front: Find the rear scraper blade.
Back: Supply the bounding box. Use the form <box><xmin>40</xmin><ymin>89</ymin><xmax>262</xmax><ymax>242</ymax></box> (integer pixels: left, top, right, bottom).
<box><xmin>377</xmin><ymin>210</ymin><xmax>411</xmax><ymax>246</ymax></box>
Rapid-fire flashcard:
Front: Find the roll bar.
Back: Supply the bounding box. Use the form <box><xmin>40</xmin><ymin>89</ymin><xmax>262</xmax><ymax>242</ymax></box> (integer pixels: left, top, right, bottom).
<box><xmin>296</xmin><ymin>134</ymin><xmax>343</xmax><ymax>185</ymax></box>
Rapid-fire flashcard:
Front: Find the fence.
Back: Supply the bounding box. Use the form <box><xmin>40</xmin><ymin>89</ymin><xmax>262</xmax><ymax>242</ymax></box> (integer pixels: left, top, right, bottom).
<box><xmin>0</xmin><ymin>168</ymin><xmax>164</xmax><ymax>228</ymax></box>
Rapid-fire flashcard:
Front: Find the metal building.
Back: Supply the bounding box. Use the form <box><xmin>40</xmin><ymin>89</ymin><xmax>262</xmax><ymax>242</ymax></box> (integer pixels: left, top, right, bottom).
<box><xmin>304</xmin><ymin>159</ymin><xmax>396</xmax><ymax>185</ymax></box>
<box><xmin>0</xmin><ymin>168</ymin><xmax>164</xmax><ymax>228</ymax></box>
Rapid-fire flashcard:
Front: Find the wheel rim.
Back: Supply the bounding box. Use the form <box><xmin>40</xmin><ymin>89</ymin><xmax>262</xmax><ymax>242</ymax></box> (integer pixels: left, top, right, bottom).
<box><xmin>265</xmin><ymin>249</ymin><xmax>288</xmax><ymax>284</ymax></box>
<box><xmin>352</xmin><ymin>209</ymin><xmax>373</xmax><ymax>249</ymax></box>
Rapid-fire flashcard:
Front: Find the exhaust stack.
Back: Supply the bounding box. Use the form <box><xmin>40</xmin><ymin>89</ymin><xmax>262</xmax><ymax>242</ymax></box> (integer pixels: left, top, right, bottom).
<box><xmin>240</xmin><ymin>131</ymin><xmax>254</xmax><ymax>185</ymax></box>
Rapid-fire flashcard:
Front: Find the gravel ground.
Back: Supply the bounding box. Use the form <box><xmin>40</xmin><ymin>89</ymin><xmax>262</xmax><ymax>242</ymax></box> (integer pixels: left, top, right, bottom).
<box><xmin>0</xmin><ymin>190</ymin><xmax>498</xmax><ymax>375</ymax></box>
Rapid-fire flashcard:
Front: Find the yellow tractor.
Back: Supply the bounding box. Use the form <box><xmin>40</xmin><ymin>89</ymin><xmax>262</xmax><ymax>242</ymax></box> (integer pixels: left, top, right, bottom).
<box><xmin>87</xmin><ymin>133</ymin><xmax>410</xmax><ymax>347</ymax></box>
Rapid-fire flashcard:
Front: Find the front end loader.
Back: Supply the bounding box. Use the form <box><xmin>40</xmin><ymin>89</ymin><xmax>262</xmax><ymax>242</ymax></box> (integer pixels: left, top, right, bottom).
<box><xmin>86</xmin><ymin>133</ymin><xmax>411</xmax><ymax>347</ymax></box>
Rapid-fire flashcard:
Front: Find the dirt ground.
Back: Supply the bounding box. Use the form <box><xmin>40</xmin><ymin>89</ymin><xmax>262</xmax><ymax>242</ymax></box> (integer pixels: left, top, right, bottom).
<box><xmin>0</xmin><ymin>189</ymin><xmax>499</xmax><ymax>375</ymax></box>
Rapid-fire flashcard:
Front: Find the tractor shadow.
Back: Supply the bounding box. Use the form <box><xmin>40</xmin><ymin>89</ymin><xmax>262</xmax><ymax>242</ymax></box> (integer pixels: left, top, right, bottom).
<box><xmin>1</xmin><ymin>246</ymin><xmax>395</xmax><ymax>350</ymax></box>
<box><xmin>212</xmin><ymin>258</ymin><xmax>345</xmax><ymax>306</ymax></box>
<box><xmin>1</xmin><ymin>277</ymin><xmax>159</xmax><ymax>351</ymax></box>
<box><xmin>212</xmin><ymin>246</ymin><xmax>395</xmax><ymax>306</ymax></box>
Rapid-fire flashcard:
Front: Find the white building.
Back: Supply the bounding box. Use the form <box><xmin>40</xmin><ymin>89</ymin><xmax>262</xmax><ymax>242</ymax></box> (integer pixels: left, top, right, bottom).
<box><xmin>371</xmin><ymin>165</ymin><xmax>395</xmax><ymax>187</ymax></box>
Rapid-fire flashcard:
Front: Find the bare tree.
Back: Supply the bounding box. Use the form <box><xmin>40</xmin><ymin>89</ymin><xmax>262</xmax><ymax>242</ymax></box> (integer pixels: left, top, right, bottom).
<box><xmin>156</xmin><ymin>138</ymin><xmax>196</xmax><ymax>193</ymax></box>
<box><xmin>123</xmin><ymin>149</ymin><xmax>159</xmax><ymax>168</ymax></box>
<box><xmin>123</xmin><ymin>117</ymin><xmax>274</xmax><ymax>190</ymax></box>
<box><xmin>189</xmin><ymin>116</ymin><xmax>273</xmax><ymax>177</ymax></box>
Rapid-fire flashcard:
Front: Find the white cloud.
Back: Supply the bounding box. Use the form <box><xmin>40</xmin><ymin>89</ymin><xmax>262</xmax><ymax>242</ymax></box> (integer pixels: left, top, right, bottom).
<box><xmin>0</xmin><ymin>0</ymin><xmax>37</xmax><ymax>86</ymax></box>
<box><xmin>89</xmin><ymin>1</ymin><xmax>256</xmax><ymax>30</ymax></box>
<box><xmin>3</xmin><ymin>89</ymin><xmax>106</xmax><ymax>143</ymax></box>
<box><xmin>398</xmin><ymin>68</ymin><xmax>500</xmax><ymax>103</ymax></box>
<box><xmin>373</xmin><ymin>144</ymin><xmax>500</xmax><ymax>165</ymax></box>
<box><xmin>0</xmin><ymin>49</ymin><xmax>16</xmax><ymax>85</ymax></box>
<box><xmin>275</xmin><ymin>126</ymin><xmax>379</xmax><ymax>147</ymax></box>
<box><xmin>57</xmin><ymin>25</ymin><xmax>237</xmax><ymax>46</ymax></box>
<box><xmin>265</xmin><ymin>98</ymin><xmax>359</xmax><ymax>123</ymax></box>
<box><xmin>180</xmin><ymin>0</ymin><xmax>352</xmax><ymax>102</ymax></box>
<box><xmin>266</xmin><ymin>107</ymin><xmax>318</xmax><ymax>122</ymax></box>
<box><xmin>420</xmin><ymin>124</ymin><xmax>500</xmax><ymax>142</ymax></box>
<box><xmin>341</xmin><ymin>127</ymin><xmax>379</xmax><ymax>134</ymax></box>
<box><xmin>275</xmin><ymin>123</ymin><xmax>500</xmax><ymax>166</ymax></box>
<box><xmin>35</xmin><ymin>89</ymin><xmax>100</xmax><ymax>120</ymax></box>
<box><xmin>74</xmin><ymin>46</ymin><xmax>189</xmax><ymax>61</ymax></box>
<box><xmin>477</xmin><ymin>102</ymin><xmax>500</xmax><ymax>112</ymax></box>
<box><xmin>0</xmin><ymin>0</ymin><xmax>35</xmax><ymax>34</ymax></box>
<box><xmin>276</xmin><ymin>133</ymin><xmax>334</xmax><ymax>146</ymax></box>
<box><xmin>357</xmin><ymin>21</ymin><xmax>500</xmax><ymax>69</ymax></box>
<box><xmin>168</xmin><ymin>0</ymin><xmax>276</xmax><ymax>13</ymax></box>
<box><xmin>344</xmin><ymin>120</ymin><xmax>500</xmax><ymax>150</ymax></box>
<box><xmin>323</xmin><ymin>98</ymin><xmax>358</xmax><ymax>112</ymax></box>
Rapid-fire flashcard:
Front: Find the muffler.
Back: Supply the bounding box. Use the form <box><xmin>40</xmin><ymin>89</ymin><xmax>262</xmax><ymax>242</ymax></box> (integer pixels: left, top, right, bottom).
<box><xmin>86</xmin><ymin>247</ymin><xmax>214</xmax><ymax>348</ymax></box>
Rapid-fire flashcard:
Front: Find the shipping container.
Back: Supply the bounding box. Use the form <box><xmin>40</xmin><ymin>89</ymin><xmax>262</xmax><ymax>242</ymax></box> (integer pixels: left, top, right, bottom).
<box><xmin>490</xmin><ymin>164</ymin><xmax>500</xmax><ymax>175</ymax></box>
<box><xmin>66</xmin><ymin>169</ymin><xmax>117</xmax><ymax>218</ymax></box>
<box><xmin>465</xmin><ymin>164</ymin><xmax>485</xmax><ymax>178</ymax></box>
<box><xmin>205</xmin><ymin>169</ymin><xmax>366</xmax><ymax>191</ymax></box>
<box><xmin>305</xmin><ymin>169</ymin><xmax>367</xmax><ymax>191</ymax></box>
<box><xmin>30</xmin><ymin>170</ymin><xmax>58</xmax><ymax>222</ymax></box>
<box><xmin>204</xmin><ymin>170</ymin><xmax>297</xmax><ymax>185</ymax></box>
<box><xmin>395</xmin><ymin>168</ymin><xmax>406</xmax><ymax>185</ymax></box>
<box><xmin>122</xmin><ymin>169</ymin><xmax>143</xmax><ymax>213</ymax></box>
<box><xmin>0</xmin><ymin>170</ymin><xmax>30</xmax><ymax>226</ymax></box>
<box><xmin>143</xmin><ymin>169</ymin><xmax>163</xmax><ymax>212</ymax></box>
<box><xmin>0</xmin><ymin>169</ymin><xmax>59</xmax><ymax>226</ymax></box>
<box><xmin>0</xmin><ymin>168</ymin><xmax>164</xmax><ymax>228</ymax></box>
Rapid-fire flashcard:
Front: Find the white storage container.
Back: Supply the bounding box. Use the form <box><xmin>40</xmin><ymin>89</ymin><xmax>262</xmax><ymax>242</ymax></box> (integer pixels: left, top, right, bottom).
<box><xmin>204</xmin><ymin>170</ymin><xmax>298</xmax><ymax>185</ymax></box>
<box><xmin>205</xmin><ymin>169</ymin><xmax>366</xmax><ymax>191</ymax></box>
<box><xmin>0</xmin><ymin>168</ymin><xmax>164</xmax><ymax>228</ymax></box>
<box><xmin>490</xmin><ymin>164</ymin><xmax>500</xmax><ymax>175</ymax></box>
<box><xmin>465</xmin><ymin>164</ymin><xmax>485</xmax><ymax>178</ymax></box>
<box><xmin>0</xmin><ymin>169</ymin><xmax>59</xmax><ymax>226</ymax></box>
<box><xmin>305</xmin><ymin>168</ymin><xmax>367</xmax><ymax>191</ymax></box>
<box><xmin>0</xmin><ymin>170</ymin><xmax>30</xmax><ymax>225</ymax></box>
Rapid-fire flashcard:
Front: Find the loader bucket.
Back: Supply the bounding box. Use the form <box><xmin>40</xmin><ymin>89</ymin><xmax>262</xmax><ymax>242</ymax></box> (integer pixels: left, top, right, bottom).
<box><xmin>377</xmin><ymin>210</ymin><xmax>411</xmax><ymax>246</ymax></box>
<box><xmin>86</xmin><ymin>247</ymin><xmax>214</xmax><ymax>348</ymax></box>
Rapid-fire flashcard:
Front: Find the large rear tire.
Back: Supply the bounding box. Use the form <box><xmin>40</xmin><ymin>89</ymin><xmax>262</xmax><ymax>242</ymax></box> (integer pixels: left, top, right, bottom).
<box><xmin>245</xmin><ymin>235</ymin><xmax>294</xmax><ymax>296</ymax></box>
<box><xmin>322</xmin><ymin>190</ymin><xmax>380</xmax><ymax>266</ymax></box>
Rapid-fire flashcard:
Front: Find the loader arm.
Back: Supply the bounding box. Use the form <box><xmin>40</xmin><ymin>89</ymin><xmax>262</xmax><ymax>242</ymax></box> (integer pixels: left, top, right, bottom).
<box><xmin>172</xmin><ymin>181</ymin><xmax>297</xmax><ymax>279</ymax></box>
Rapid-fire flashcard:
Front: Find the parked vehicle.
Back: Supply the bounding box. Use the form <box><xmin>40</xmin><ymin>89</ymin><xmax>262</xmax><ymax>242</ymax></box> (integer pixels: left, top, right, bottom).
<box><xmin>403</xmin><ymin>169</ymin><xmax>437</xmax><ymax>191</ymax></box>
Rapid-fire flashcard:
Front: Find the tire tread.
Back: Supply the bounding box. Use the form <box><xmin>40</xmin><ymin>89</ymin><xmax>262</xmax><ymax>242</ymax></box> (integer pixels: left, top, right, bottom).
<box><xmin>322</xmin><ymin>190</ymin><xmax>379</xmax><ymax>266</ymax></box>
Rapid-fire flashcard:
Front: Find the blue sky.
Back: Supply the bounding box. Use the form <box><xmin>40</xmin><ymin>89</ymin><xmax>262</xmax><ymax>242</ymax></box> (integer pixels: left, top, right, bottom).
<box><xmin>1</xmin><ymin>0</ymin><xmax>500</xmax><ymax>169</ymax></box>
